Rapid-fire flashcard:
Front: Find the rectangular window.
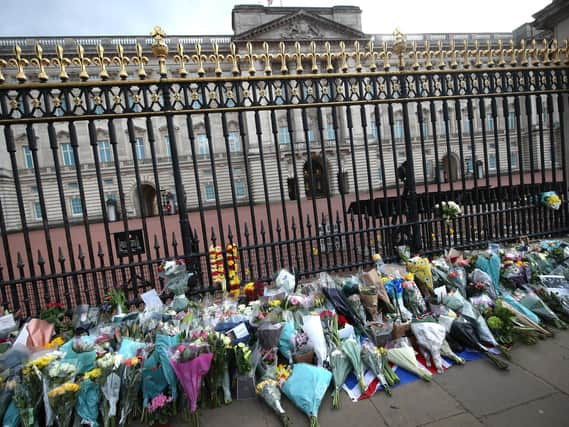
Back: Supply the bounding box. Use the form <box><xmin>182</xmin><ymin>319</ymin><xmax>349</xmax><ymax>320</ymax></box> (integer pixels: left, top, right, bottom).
<box><xmin>23</xmin><ymin>146</ymin><xmax>34</xmax><ymax>169</ymax></box>
<box><xmin>279</xmin><ymin>127</ymin><xmax>291</xmax><ymax>145</ymax></box>
<box><xmin>34</xmin><ymin>201</ymin><xmax>42</xmax><ymax>220</ymax></box>
<box><xmin>197</xmin><ymin>134</ymin><xmax>209</xmax><ymax>157</ymax></box>
<box><xmin>204</xmin><ymin>183</ymin><xmax>215</xmax><ymax>201</ymax></box>
<box><xmin>394</xmin><ymin>120</ymin><xmax>404</xmax><ymax>140</ymax></box>
<box><xmin>326</xmin><ymin>123</ymin><xmax>335</xmax><ymax>141</ymax></box>
<box><xmin>228</xmin><ymin>131</ymin><xmax>241</xmax><ymax>152</ymax></box>
<box><xmin>61</xmin><ymin>143</ymin><xmax>75</xmax><ymax>166</ymax></box>
<box><xmin>370</xmin><ymin>122</ymin><xmax>378</xmax><ymax>140</ymax></box>
<box><xmin>465</xmin><ymin>158</ymin><xmax>473</xmax><ymax>174</ymax></box>
<box><xmin>98</xmin><ymin>140</ymin><xmax>112</xmax><ymax>163</ymax></box>
<box><xmin>165</xmin><ymin>136</ymin><xmax>171</xmax><ymax>157</ymax></box>
<box><xmin>307</xmin><ymin>129</ymin><xmax>315</xmax><ymax>144</ymax></box>
<box><xmin>486</xmin><ymin>113</ymin><xmax>494</xmax><ymax>131</ymax></box>
<box><xmin>489</xmin><ymin>153</ymin><xmax>496</xmax><ymax>170</ymax></box>
<box><xmin>421</xmin><ymin>122</ymin><xmax>429</xmax><ymax>137</ymax></box>
<box><xmin>135</xmin><ymin>138</ymin><xmax>145</xmax><ymax>160</ymax></box>
<box><xmin>508</xmin><ymin>112</ymin><xmax>516</xmax><ymax>130</ymax></box>
<box><xmin>30</xmin><ymin>186</ymin><xmax>38</xmax><ymax>194</ymax></box>
<box><xmin>463</xmin><ymin>118</ymin><xmax>470</xmax><ymax>135</ymax></box>
<box><xmin>103</xmin><ymin>179</ymin><xmax>114</xmax><ymax>187</ymax></box>
<box><xmin>425</xmin><ymin>160</ymin><xmax>434</xmax><ymax>178</ymax></box>
<box><xmin>235</xmin><ymin>181</ymin><xmax>246</xmax><ymax>198</ymax></box>
<box><xmin>511</xmin><ymin>151</ymin><xmax>519</xmax><ymax>168</ymax></box>
<box><xmin>71</xmin><ymin>197</ymin><xmax>83</xmax><ymax>216</ymax></box>
<box><xmin>68</xmin><ymin>182</ymin><xmax>78</xmax><ymax>190</ymax></box>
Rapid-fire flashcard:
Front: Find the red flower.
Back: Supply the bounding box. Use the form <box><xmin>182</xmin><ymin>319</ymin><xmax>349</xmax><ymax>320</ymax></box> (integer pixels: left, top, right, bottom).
<box><xmin>337</xmin><ymin>314</ymin><xmax>348</xmax><ymax>328</ymax></box>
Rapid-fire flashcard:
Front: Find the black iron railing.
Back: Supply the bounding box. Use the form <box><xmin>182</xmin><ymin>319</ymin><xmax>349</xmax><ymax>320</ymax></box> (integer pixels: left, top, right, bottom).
<box><xmin>0</xmin><ymin>32</ymin><xmax>568</xmax><ymax>316</ymax></box>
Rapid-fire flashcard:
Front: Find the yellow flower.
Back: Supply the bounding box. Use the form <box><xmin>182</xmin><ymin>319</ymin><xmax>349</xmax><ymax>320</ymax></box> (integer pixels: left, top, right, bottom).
<box><xmin>371</xmin><ymin>253</ymin><xmax>382</xmax><ymax>262</ymax></box>
<box><xmin>449</xmin><ymin>228</ymin><xmax>455</xmax><ymax>235</ymax></box>
<box><xmin>243</xmin><ymin>282</ymin><xmax>255</xmax><ymax>292</ymax></box>
<box><xmin>63</xmin><ymin>382</ymin><xmax>80</xmax><ymax>393</ymax></box>
<box><xmin>84</xmin><ymin>368</ymin><xmax>102</xmax><ymax>380</ymax></box>
<box><xmin>404</xmin><ymin>273</ymin><xmax>414</xmax><ymax>281</ymax></box>
<box><xmin>45</xmin><ymin>336</ymin><xmax>65</xmax><ymax>349</ymax></box>
<box><xmin>48</xmin><ymin>386</ymin><xmax>64</xmax><ymax>399</ymax></box>
<box><xmin>431</xmin><ymin>233</ymin><xmax>436</xmax><ymax>240</ymax></box>
<box><xmin>268</xmin><ymin>300</ymin><xmax>281</xmax><ymax>308</ymax></box>
<box><xmin>312</xmin><ymin>247</ymin><xmax>319</xmax><ymax>255</ymax></box>
<box><xmin>256</xmin><ymin>379</ymin><xmax>278</xmax><ymax>394</ymax></box>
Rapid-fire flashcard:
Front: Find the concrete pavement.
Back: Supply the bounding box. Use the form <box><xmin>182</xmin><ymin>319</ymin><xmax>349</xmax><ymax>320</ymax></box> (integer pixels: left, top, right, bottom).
<box><xmin>140</xmin><ymin>329</ymin><xmax>569</xmax><ymax>427</ymax></box>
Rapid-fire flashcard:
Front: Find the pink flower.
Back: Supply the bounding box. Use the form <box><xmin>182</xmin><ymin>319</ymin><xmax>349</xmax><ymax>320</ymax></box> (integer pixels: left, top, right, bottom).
<box><xmin>147</xmin><ymin>393</ymin><xmax>173</xmax><ymax>413</ymax></box>
<box><xmin>177</xmin><ymin>344</ymin><xmax>185</xmax><ymax>353</ymax></box>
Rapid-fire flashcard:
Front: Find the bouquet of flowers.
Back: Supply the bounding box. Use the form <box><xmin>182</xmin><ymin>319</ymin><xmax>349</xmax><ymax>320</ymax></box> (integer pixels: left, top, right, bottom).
<box><xmin>159</xmin><ymin>258</ymin><xmax>192</xmax><ymax>312</ymax></box>
<box><xmin>378</xmin><ymin>347</ymin><xmax>400</xmax><ymax>386</ymax></box>
<box><xmin>281</xmin><ymin>363</ymin><xmax>332</xmax><ymax>427</ymax></box>
<box><xmin>47</xmin><ymin>382</ymin><xmax>81</xmax><ymax>427</ymax></box>
<box><xmin>361</xmin><ymin>340</ymin><xmax>390</xmax><ymax>396</ymax></box>
<box><xmin>450</xmin><ymin>317</ymin><xmax>508</xmax><ymax>370</ymax></box>
<box><xmin>341</xmin><ymin>338</ymin><xmax>366</xmax><ymax>392</ymax></box>
<box><xmin>145</xmin><ymin>392</ymin><xmax>174</xmax><ymax>426</ymax></box>
<box><xmin>76</xmin><ymin>368</ymin><xmax>102</xmax><ymax>427</ymax></box>
<box><xmin>256</xmin><ymin>379</ymin><xmax>289</xmax><ymax>426</ymax></box>
<box><xmin>205</xmin><ymin>332</ymin><xmax>231</xmax><ymax>407</ymax></box>
<box><xmin>410</xmin><ymin>320</ymin><xmax>447</xmax><ymax>374</ymax></box>
<box><xmin>387</xmin><ymin>344</ymin><xmax>432</xmax><ymax>381</ymax></box>
<box><xmin>13</xmin><ymin>379</ymin><xmax>34</xmax><ymax>427</ymax></box>
<box><xmin>329</xmin><ymin>347</ymin><xmax>351</xmax><ymax>409</ymax></box>
<box><xmin>234</xmin><ymin>342</ymin><xmax>253</xmax><ymax>375</ymax></box>
<box><xmin>302</xmin><ymin>315</ymin><xmax>327</xmax><ymax>367</ymax></box>
<box><xmin>257</xmin><ymin>347</ymin><xmax>278</xmax><ymax>379</ymax></box>
<box><xmin>402</xmin><ymin>275</ymin><xmax>427</xmax><ymax>317</ymax></box>
<box><xmin>119</xmin><ymin>355</ymin><xmax>144</xmax><ymax>426</ymax></box>
<box><xmin>541</xmin><ymin>191</ymin><xmax>561</xmax><ymax>210</ymax></box>
<box><xmin>96</xmin><ymin>353</ymin><xmax>123</xmax><ymax>427</ymax></box>
<box><xmin>170</xmin><ymin>343</ymin><xmax>213</xmax><ymax>427</ymax></box>
<box><xmin>435</xmin><ymin>201</ymin><xmax>462</xmax><ymax>222</ymax></box>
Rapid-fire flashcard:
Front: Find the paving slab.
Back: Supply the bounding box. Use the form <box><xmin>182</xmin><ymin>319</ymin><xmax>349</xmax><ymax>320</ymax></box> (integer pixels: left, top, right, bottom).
<box><xmin>420</xmin><ymin>412</ymin><xmax>483</xmax><ymax>427</ymax></box>
<box><xmin>369</xmin><ymin>379</ymin><xmax>464</xmax><ymax>427</ymax></box>
<box><xmin>482</xmin><ymin>392</ymin><xmax>569</xmax><ymax>427</ymax></box>
<box><xmin>433</xmin><ymin>359</ymin><xmax>555</xmax><ymax>417</ymax></box>
<box><xmin>508</xmin><ymin>337</ymin><xmax>569</xmax><ymax>394</ymax></box>
<box><xmin>552</xmin><ymin>328</ymin><xmax>569</xmax><ymax>349</ymax></box>
<box><xmin>317</xmin><ymin>391</ymin><xmax>388</xmax><ymax>427</ymax></box>
<box><xmin>199</xmin><ymin>398</ymin><xmax>272</xmax><ymax>427</ymax></box>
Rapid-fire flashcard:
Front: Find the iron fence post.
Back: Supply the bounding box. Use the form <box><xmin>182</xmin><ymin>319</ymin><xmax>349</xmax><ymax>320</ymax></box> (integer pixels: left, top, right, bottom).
<box><xmin>162</xmin><ymin>83</ymin><xmax>195</xmax><ymax>267</ymax></box>
<box><xmin>401</xmin><ymin>95</ymin><xmax>421</xmax><ymax>253</ymax></box>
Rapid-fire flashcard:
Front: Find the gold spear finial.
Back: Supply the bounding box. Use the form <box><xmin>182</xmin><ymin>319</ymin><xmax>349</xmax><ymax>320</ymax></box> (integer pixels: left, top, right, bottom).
<box><xmin>151</xmin><ymin>25</ymin><xmax>169</xmax><ymax>77</ymax></box>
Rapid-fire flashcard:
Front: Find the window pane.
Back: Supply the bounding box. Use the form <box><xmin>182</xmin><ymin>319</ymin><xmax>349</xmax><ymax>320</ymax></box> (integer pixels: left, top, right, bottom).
<box><xmin>235</xmin><ymin>181</ymin><xmax>246</xmax><ymax>198</ymax></box>
<box><xmin>279</xmin><ymin>127</ymin><xmax>290</xmax><ymax>144</ymax></box>
<box><xmin>511</xmin><ymin>152</ymin><xmax>519</xmax><ymax>168</ymax></box>
<box><xmin>326</xmin><ymin>124</ymin><xmax>335</xmax><ymax>141</ymax></box>
<box><xmin>98</xmin><ymin>141</ymin><xmax>111</xmax><ymax>163</ymax></box>
<box><xmin>508</xmin><ymin>112</ymin><xmax>516</xmax><ymax>130</ymax></box>
<box><xmin>395</xmin><ymin>120</ymin><xmax>403</xmax><ymax>139</ymax></box>
<box><xmin>198</xmin><ymin>134</ymin><xmax>209</xmax><ymax>156</ymax></box>
<box><xmin>23</xmin><ymin>146</ymin><xmax>34</xmax><ymax>169</ymax></box>
<box><xmin>34</xmin><ymin>202</ymin><xmax>42</xmax><ymax>220</ymax></box>
<box><xmin>61</xmin><ymin>143</ymin><xmax>75</xmax><ymax>166</ymax></box>
<box><xmin>71</xmin><ymin>197</ymin><xmax>83</xmax><ymax>215</ymax></box>
<box><xmin>204</xmin><ymin>184</ymin><xmax>215</xmax><ymax>201</ymax></box>
<box><xmin>135</xmin><ymin>138</ymin><xmax>145</xmax><ymax>160</ymax></box>
<box><xmin>486</xmin><ymin>113</ymin><xmax>494</xmax><ymax>131</ymax></box>
<box><xmin>489</xmin><ymin>153</ymin><xmax>496</xmax><ymax>170</ymax></box>
<box><xmin>165</xmin><ymin>136</ymin><xmax>171</xmax><ymax>157</ymax></box>
<box><xmin>229</xmin><ymin>132</ymin><xmax>241</xmax><ymax>152</ymax></box>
